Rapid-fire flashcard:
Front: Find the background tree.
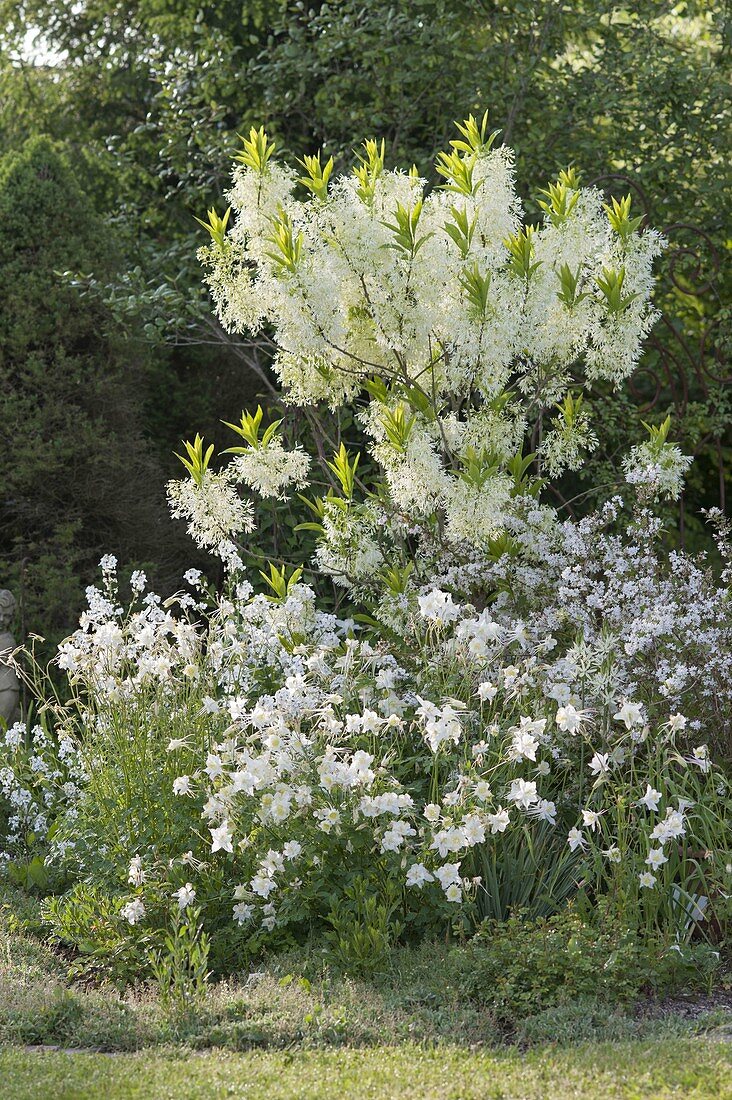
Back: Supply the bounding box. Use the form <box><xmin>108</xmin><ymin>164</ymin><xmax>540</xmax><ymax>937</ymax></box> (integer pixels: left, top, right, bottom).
<box><xmin>0</xmin><ymin>137</ymin><xmax>192</xmax><ymax>653</ymax></box>
<box><xmin>0</xmin><ymin>1</ymin><xmax>728</xmax><ymax>641</ymax></box>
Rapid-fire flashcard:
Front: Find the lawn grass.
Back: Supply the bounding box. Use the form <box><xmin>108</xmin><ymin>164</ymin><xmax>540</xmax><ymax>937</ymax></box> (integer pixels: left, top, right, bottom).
<box><xmin>2</xmin><ymin>1039</ymin><xmax>731</xmax><ymax>1099</ymax></box>
<box><xmin>2</xmin><ymin>885</ymin><xmax>731</xmax><ymax>1098</ymax></box>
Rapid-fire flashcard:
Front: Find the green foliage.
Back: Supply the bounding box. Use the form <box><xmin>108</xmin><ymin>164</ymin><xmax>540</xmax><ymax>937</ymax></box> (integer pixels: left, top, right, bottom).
<box><xmin>1</xmin><ymin>0</ymin><xmax>728</xmax><ymax>583</ymax></box>
<box><xmin>0</xmin><ymin>137</ymin><xmax>182</xmax><ymax>650</ymax></box>
<box><xmin>43</xmin><ymin>883</ymin><xmax>155</xmax><ymax>987</ymax></box>
<box><xmin>452</xmin><ymin>908</ymin><xmax>723</xmax><ymax>1023</ymax></box>
<box><xmin>469</xmin><ymin>823</ymin><xmax>582</xmax><ymax>923</ymax></box>
<box><xmin>148</xmin><ymin>905</ymin><xmax>211</xmax><ymax>1012</ymax></box>
<box><xmin>175</xmin><ymin>433</ymin><xmax>215</xmax><ymax>486</ymax></box>
<box><xmin>324</xmin><ymin>877</ymin><xmax>404</xmax><ymax>977</ymax></box>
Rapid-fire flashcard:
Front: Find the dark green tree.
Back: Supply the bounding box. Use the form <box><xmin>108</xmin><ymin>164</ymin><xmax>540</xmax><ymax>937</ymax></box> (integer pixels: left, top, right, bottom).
<box><xmin>0</xmin><ymin>136</ymin><xmax>186</xmax><ymax>652</ymax></box>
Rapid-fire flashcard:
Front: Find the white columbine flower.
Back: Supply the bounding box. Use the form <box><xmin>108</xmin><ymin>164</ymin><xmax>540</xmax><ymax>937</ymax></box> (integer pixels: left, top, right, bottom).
<box><xmin>173</xmin><ymin>883</ymin><xmax>196</xmax><ymax>910</ymax></box>
<box><xmin>434</xmin><ymin>863</ymin><xmax>461</xmax><ymax>889</ymax></box>
<box><xmin>638</xmin><ymin>784</ymin><xmax>662</xmax><ymax>813</ymax></box>
<box><xmin>417</xmin><ymin>589</ymin><xmax>461</xmax><ymax>624</ymax></box>
<box><xmin>567</xmin><ymin>828</ymin><xmax>586</xmax><ymax>852</ymax></box>
<box><xmin>127</xmin><ymin>856</ymin><xmax>145</xmax><ymax>886</ymax></box>
<box><xmin>210</xmin><ymin>820</ymin><xmax>234</xmax><ymax>853</ymax></box>
<box><xmin>121</xmin><ymin>898</ymin><xmax>146</xmax><ymax>925</ymax></box>
<box><xmin>474</xmin><ymin>780</ymin><xmax>492</xmax><ymax>801</ymax></box>
<box><xmin>233</xmin><ymin>902</ymin><xmax>253</xmax><ymax>924</ymax></box>
<box><xmin>511</xmin><ymin>730</ymin><xmax>539</xmax><ymax>762</ymax></box>
<box><xmin>689</xmin><ymin>746</ymin><xmax>711</xmax><ymax>773</ymax></box>
<box><xmin>650</xmin><ymin>808</ymin><xmax>686</xmax><ymax>844</ymax></box>
<box><xmin>555</xmin><ymin>704</ymin><xmax>583</xmax><ymax>734</ymax></box>
<box><xmin>589</xmin><ymin>752</ymin><xmax>611</xmax><ymax>777</ymax></box>
<box><xmin>477</xmin><ymin>681</ymin><xmax>498</xmax><ymax>703</ymax></box>
<box><xmin>613</xmin><ymin>700</ymin><xmax>644</xmax><ymax>729</ymax></box>
<box><xmin>534</xmin><ymin>799</ymin><xmax>557</xmax><ymax>825</ymax></box>
<box><xmin>508</xmin><ymin>778</ymin><xmax>538</xmax><ymax>809</ymax></box>
<box><xmin>487</xmin><ymin>807</ymin><xmax>510</xmax><ymax>833</ymax></box>
<box><xmin>251</xmin><ymin>873</ymin><xmax>277</xmax><ymax>898</ymax></box>
<box><xmin>406</xmin><ymin>863</ymin><xmax>434</xmax><ymax>889</ymax></box>
<box><xmin>645</xmin><ymin>848</ymin><xmax>668</xmax><ymax>871</ymax></box>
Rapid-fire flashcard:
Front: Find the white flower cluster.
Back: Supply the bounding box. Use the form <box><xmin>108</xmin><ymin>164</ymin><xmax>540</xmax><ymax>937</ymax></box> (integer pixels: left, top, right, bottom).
<box><xmin>167</xmin><ymin>469</ymin><xmax>255</xmax><ymax>554</ymax></box>
<box><xmin>53</xmin><ymin>569</ymin><xmax>716</xmax><ymax>935</ymax></box>
<box><xmin>623</xmin><ymin>438</ymin><xmax>693</xmax><ymax>500</ymax></box>
<box><xmin>197</xmin><ymin>121</ymin><xmax>663</xmax><ymax>563</ymax></box>
<box><xmin>231</xmin><ymin>439</ymin><xmax>310</xmax><ymax>500</ymax></box>
<box><xmin>57</xmin><ymin>568</ymin><xmax>203</xmax><ymax>693</ymax></box>
<box><xmin>0</xmin><ymin>721</ymin><xmax>85</xmax><ymax>871</ymax></box>
<box><xmin>8</xmin><ymin>545</ymin><xmax>728</xmax><ymax>940</ymax></box>
<box><xmin>482</xmin><ymin>501</ymin><xmax>732</xmax><ymax>745</ymax></box>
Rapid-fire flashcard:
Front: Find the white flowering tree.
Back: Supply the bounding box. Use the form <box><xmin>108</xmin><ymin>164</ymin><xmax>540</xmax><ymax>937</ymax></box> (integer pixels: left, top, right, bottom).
<box><xmin>9</xmin><ymin>115</ymin><xmax>728</xmax><ymax>973</ymax></box>
<box><xmin>172</xmin><ymin>115</ymin><xmax>665</xmax><ymax>592</ymax></box>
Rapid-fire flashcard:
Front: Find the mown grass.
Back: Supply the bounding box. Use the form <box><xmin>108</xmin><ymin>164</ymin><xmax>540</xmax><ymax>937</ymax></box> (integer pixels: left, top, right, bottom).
<box><xmin>2</xmin><ymin>884</ymin><xmax>731</xmax><ymax>1098</ymax></box>
<box><xmin>2</xmin><ymin>1040</ymin><xmax>732</xmax><ymax>1100</ymax></box>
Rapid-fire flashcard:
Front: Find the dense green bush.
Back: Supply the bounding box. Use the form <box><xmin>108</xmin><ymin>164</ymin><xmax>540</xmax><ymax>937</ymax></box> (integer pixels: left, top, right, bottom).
<box><xmin>0</xmin><ymin>137</ymin><xmax>187</xmax><ymax>651</ymax></box>
<box><xmin>452</xmin><ymin>909</ymin><xmax>722</xmax><ymax>1022</ymax></box>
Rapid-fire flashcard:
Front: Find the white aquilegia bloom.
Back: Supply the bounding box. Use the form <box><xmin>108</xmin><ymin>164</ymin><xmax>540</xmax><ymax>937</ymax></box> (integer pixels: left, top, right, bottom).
<box><xmin>486</xmin><ymin>807</ymin><xmax>511</xmax><ymax>833</ymax></box>
<box><xmin>406</xmin><ymin>863</ymin><xmax>435</xmax><ymax>889</ymax></box>
<box><xmin>173</xmin><ymin>883</ymin><xmax>196</xmax><ymax>910</ymax></box>
<box><xmin>589</xmin><ymin>752</ymin><xmax>611</xmax><ymax>777</ymax></box>
<box><xmin>380</xmin><ymin>819</ymin><xmax>416</xmax><ymax>852</ymax></box>
<box><xmin>689</xmin><ymin>746</ymin><xmax>712</xmax><ymax>773</ymax></box>
<box><xmin>639</xmin><ymin>871</ymin><xmax>657</xmax><ymax>889</ymax></box>
<box><xmin>533</xmin><ymin>799</ymin><xmax>557</xmax><ymax>825</ymax></box>
<box><xmin>477</xmin><ymin>681</ymin><xmax>498</xmax><ymax>703</ymax></box>
<box><xmin>650</xmin><ymin>808</ymin><xmax>686</xmax><ymax>844</ymax></box>
<box><xmin>251</xmin><ymin>873</ymin><xmax>277</xmax><ymax>899</ymax></box>
<box><xmin>173</xmin><ymin>775</ymin><xmax>192</xmax><ymax>796</ymax></box>
<box><xmin>416</xmin><ymin>698</ymin><xmax>463</xmax><ymax>752</ymax></box>
<box><xmin>508</xmin><ymin>778</ymin><xmax>538</xmax><ymax>809</ymax></box>
<box><xmin>646</xmin><ymin>848</ymin><xmax>668</xmax><ymax>871</ymax></box>
<box><xmin>121</xmin><ymin>898</ymin><xmax>146</xmax><ymax>925</ymax></box>
<box><xmin>638</xmin><ymin>784</ymin><xmax>662</xmax><ymax>813</ymax></box>
<box><xmin>511</xmin><ymin>729</ymin><xmax>539</xmax><ymax>762</ymax></box>
<box><xmin>233</xmin><ymin>902</ymin><xmax>253</xmax><ymax>924</ymax></box>
<box><xmin>210</xmin><ymin>820</ymin><xmax>234</xmax><ymax>853</ymax></box>
<box><xmin>613</xmin><ymin>700</ymin><xmax>644</xmax><ymax>729</ymax></box>
<box><xmin>434</xmin><ymin>863</ymin><xmax>461</xmax><ymax>891</ymax></box>
<box><xmin>555</xmin><ymin>704</ymin><xmax>584</xmax><ymax>734</ymax></box>
<box><xmin>127</xmin><ymin>855</ymin><xmax>145</xmax><ymax>886</ymax></box>
<box><xmin>417</xmin><ymin>589</ymin><xmax>461</xmax><ymax>624</ymax></box>
<box><xmin>567</xmin><ymin>828</ymin><xmax>586</xmax><ymax>852</ymax></box>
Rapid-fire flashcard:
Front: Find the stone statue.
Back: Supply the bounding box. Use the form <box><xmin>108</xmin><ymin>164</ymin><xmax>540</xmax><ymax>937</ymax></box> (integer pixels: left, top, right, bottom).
<box><xmin>0</xmin><ymin>589</ymin><xmax>20</xmax><ymax>727</ymax></box>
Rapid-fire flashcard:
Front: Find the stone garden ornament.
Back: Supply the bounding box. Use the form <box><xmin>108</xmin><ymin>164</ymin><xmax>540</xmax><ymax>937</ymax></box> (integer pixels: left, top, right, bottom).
<box><xmin>0</xmin><ymin>589</ymin><xmax>20</xmax><ymax>726</ymax></box>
